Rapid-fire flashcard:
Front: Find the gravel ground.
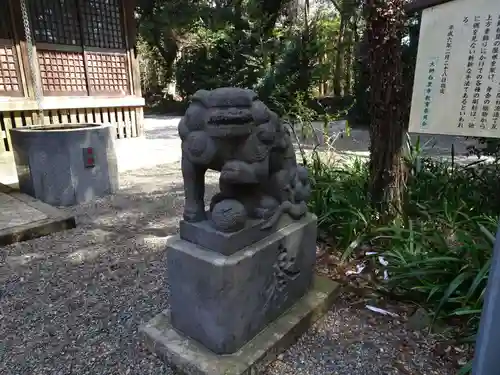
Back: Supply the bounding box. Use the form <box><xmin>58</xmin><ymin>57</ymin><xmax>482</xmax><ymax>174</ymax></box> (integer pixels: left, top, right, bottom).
<box><xmin>0</xmin><ymin>162</ymin><xmax>455</xmax><ymax>375</ymax></box>
<box><xmin>267</xmin><ymin>296</ymin><xmax>456</xmax><ymax>375</ymax></box>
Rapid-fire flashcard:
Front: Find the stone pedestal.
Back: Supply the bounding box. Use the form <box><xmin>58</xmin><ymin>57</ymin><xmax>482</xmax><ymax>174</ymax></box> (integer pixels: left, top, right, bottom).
<box><xmin>140</xmin><ymin>213</ymin><xmax>339</xmax><ymax>374</ymax></box>
<box><xmin>140</xmin><ymin>277</ymin><xmax>339</xmax><ymax>375</ymax></box>
<box><xmin>179</xmin><ymin>214</ymin><xmax>277</xmax><ymax>256</ymax></box>
<box><xmin>171</xmin><ymin>214</ymin><xmax>316</xmax><ymax>354</ymax></box>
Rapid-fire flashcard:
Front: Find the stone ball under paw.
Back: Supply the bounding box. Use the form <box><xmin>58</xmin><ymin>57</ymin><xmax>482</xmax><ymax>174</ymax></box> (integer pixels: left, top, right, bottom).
<box><xmin>211</xmin><ymin>199</ymin><xmax>248</xmax><ymax>233</ymax></box>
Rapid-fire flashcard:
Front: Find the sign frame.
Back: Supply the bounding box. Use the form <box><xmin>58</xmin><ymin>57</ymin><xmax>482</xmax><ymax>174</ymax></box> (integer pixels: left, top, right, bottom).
<box><xmin>405</xmin><ymin>0</ymin><xmax>457</xmax><ymax>14</ymax></box>
<box><xmin>408</xmin><ymin>0</ymin><xmax>500</xmax><ymax>137</ymax></box>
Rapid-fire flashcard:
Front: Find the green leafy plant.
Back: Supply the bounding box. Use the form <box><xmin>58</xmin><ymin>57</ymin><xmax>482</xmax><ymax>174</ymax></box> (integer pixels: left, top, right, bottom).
<box><xmin>307</xmin><ymin>147</ymin><xmax>500</xmax><ymax>374</ymax></box>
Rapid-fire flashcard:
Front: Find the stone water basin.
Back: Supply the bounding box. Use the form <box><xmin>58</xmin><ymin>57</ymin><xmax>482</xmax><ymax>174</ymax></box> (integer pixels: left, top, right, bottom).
<box><xmin>10</xmin><ymin>123</ymin><xmax>118</xmax><ymax>206</ymax></box>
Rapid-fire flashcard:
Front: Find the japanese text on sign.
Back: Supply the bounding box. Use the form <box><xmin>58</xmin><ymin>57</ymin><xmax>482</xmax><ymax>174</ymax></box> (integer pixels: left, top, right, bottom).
<box><xmin>409</xmin><ymin>0</ymin><xmax>500</xmax><ymax>138</ymax></box>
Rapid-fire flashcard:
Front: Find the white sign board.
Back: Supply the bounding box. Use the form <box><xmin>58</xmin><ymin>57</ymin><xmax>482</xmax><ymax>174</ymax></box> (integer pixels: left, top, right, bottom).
<box><xmin>409</xmin><ymin>0</ymin><xmax>500</xmax><ymax>137</ymax></box>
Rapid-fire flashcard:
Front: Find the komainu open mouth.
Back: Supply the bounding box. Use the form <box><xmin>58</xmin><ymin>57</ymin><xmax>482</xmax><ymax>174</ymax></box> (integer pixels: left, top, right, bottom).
<box><xmin>206</xmin><ymin>108</ymin><xmax>255</xmax><ymax>137</ymax></box>
<box><xmin>207</xmin><ymin>108</ymin><xmax>253</xmax><ymax>125</ymax></box>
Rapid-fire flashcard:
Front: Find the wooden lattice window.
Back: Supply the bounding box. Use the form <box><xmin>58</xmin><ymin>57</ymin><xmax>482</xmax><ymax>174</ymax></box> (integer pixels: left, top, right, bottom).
<box><xmin>79</xmin><ymin>0</ymin><xmax>125</xmax><ymax>49</ymax></box>
<box><xmin>38</xmin><ymin>50</ymin><xmax>87</xmax><ymax>94</ymax></box>
<box><xmin>0</xmin><ymin>1</ymin><xmax>21</xmax><ymax>96</ymax></box>
<box><xmin>28</xmin><ymin>0</ymin><xmax>81</xmax><ymax>45</ymax></box>
<box><xmin>0</xmin><ymin>46</ymin><xmax>21</xmax><ymax>94</ymax></box>
<box><xmin>25</xmin><ymin>0</ymin><xmax>130</xmax><ymax>96</ymax></box>
<box><xmin>86</xmin><ymin>52</ymin><xmax>129</xmax><ymax>94</ymax></box>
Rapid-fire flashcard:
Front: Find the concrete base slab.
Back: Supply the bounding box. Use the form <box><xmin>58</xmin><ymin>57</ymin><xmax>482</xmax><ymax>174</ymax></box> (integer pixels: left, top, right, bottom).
<box><xmin>0</xmin><ymin>184</ymin><xmax>76</xmax><ymax>246</ymax></box>
<box><xmin>139</xmin><ymin>276</ymin><xmax>340</xmax><ymax>375</ymax></box>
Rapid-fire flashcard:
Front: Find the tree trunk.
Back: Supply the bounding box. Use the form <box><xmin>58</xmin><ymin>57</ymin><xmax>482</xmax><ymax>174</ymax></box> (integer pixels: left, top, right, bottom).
<box><xmin>333</xmin><ymin>13</ymin><xmax>346</xmax><ymax>96</ymax></box>
<box><xmin>150</xmin><ymin>29</ymin><xmax>179</xmax><ymax>84</ymax></box>
<box><xmin>318</xmin><ymin>53</ymin><xmax>325</xmax><ymax>95</ymax></box>
<box><xmin>365</xmin><ymin>0</ymin><xmax>408</xmax><ymax>218</ymax></box>
<box><xmin>345</xmin><ymin>9</ymin><xmax>361</xmax><ymax>96</ymax></box>
<box><xmin>344</xmin><ymin>27</ymin><xmax>353</xmax><ymax>95</ymax></box>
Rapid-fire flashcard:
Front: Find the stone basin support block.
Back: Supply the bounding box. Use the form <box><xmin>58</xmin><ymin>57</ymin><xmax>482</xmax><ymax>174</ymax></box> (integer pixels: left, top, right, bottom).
<box><xmin>10</xmin><ymin>124</ymin><xmax>118</xmax><ymax>206</ymax></box>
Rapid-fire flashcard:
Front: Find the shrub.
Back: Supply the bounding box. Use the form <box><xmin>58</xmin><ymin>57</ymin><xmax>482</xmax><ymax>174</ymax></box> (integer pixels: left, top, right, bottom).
<box><xmin>307</xmin><ymin>149</ymin><xmax>500</xmax><ymax>371</ymax></box>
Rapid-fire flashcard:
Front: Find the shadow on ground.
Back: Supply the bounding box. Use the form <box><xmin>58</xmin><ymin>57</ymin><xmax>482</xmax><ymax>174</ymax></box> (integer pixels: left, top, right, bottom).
<box><xmin>0</xmin><ymin>162</ymin><xmax>456</xmax><ymax>375</ymax></box>
<box><xmin>0</xmin><ymin>164</ymin><xmax>220</xmax><ymax>375</ymax></box>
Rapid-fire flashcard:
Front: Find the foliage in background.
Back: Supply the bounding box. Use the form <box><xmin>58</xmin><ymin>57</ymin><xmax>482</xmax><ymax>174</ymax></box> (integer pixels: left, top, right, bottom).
<box><xmin>136</xmin><ymin>0</ymin><xmax>203</xmax><ymax>85</ymax></box>
<box><xmin>136</xmin><ymin>0</ymin><xmax>370</xmax><ymax>121</ymax></box>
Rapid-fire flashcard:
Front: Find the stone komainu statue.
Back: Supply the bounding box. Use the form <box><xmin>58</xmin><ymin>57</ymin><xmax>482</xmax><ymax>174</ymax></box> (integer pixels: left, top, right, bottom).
<box><xmin>178</xmin><ymin>87</ymin><xmax>311</xmax><ymax>232</ymax></box>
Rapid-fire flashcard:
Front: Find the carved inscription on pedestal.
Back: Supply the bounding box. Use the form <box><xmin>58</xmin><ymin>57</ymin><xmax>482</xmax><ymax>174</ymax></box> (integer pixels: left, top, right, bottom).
<box><xmin>263</xmin><ymin>243</ymin><xmax>301</xmax><ymax>310</ymax></box>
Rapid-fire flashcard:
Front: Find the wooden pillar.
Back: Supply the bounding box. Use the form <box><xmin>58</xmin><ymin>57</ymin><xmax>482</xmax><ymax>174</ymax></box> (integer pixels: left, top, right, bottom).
<box><xmin>8</xmin><ymin>0</ymin><xmax>45</xmax><ymax>125</ymax></box>
<box><xmin>8</xmin><ymin>0</ymin><xmax>34</xmax><ymax>100</ymax></box>
<box><xmin>123</xmin><ymin>0</ymin><xmax>141</xmax><ymax>97</ymax></box>
<box><xmin>122</xmin><ymin>0</ymin><xmax>143</xmax><ymax>136</ymax></box>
